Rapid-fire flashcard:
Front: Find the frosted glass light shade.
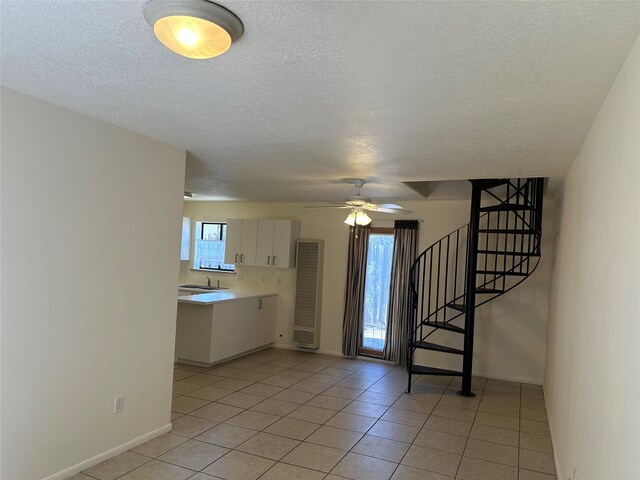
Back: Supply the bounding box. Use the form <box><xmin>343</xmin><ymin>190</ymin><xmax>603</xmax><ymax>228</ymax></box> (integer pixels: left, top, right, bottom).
<box><xmin>355</xmin><ymin>211</ymin><xmax>372</xmax><ymax>226</ymax></box>
<box><xmin>344</xmin><ymin>212</ymin><xmax>356</xmax><ymax>225</ymax></box>
<box><xmin>344</xmin><ymin>211</ymin><xmax>372</xmax><ymax>226</ymax></box>
<box><xmin>144</xmin><ymin>0</ymin><xmax>243</xmax><ymax>60</ymax></box>
<box><xmin>153</xmin><ymin>15</ymin><xmax>231</xmax><ymax>59</ymax></box>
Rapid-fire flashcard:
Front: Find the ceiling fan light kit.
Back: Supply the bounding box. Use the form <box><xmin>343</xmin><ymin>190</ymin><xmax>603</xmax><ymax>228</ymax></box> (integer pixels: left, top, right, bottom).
<box><xmin>305</xmin><ymin>179</ymin><xmax>412</xmax><ymax>226</ymax></box>
<box><xmin>344</xmin><ymin>210</ymin><xmax>372</xmax><ymax>226</ymax></box>
<box><xmin>144</xmin><ymin>0</ymin><xmax>243</xmax><ymax>59</ymax></box>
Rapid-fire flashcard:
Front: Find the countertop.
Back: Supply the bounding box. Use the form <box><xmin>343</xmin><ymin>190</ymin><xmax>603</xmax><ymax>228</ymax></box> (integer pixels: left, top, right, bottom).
<box><xmin>178</xmin><ymin>289</ymin><xmax>278</xmax><ymax>305</ymax></box>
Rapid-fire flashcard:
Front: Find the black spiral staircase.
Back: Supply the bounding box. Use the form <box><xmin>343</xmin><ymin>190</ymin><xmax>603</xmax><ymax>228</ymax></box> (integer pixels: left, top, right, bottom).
<box><xmin>407</xmin><ymin>178</ymin><xmax>545</xmax><ymax>396</ymax></box>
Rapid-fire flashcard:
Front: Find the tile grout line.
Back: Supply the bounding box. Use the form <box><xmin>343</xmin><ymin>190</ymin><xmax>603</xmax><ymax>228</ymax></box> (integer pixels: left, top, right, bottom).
<box><xmin>175</xmin><ymin>353</ymin><xmax>373</xmax><ymax>478</ymax></box>
<box><xmin>451</xmin><ymin>376</ymin><xmax>482</xmax><ymax>480</ymax></box>
<box><xmin>387</xmin><ymin>375</ymin><xmax>448</xmax><ymax>480</ymax></box>
<box><xmin>518</xmin><ymin>383</ymin><xmax>522</xmax><ymax>479</ymax></box>
<box><xmin>86</xmin><ymin>350</ymin><xmax>553</xmax><ymax>480</ymax></box>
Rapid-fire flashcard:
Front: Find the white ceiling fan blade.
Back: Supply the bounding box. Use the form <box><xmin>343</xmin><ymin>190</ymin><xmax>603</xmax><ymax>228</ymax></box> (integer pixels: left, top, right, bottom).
<box><xmin>366</xmin><ymin>205</ymin><xmax>413</xmax><ymax>214</ymax></box>
<box><xmin>311</xmin><ymin>181</ymin><xmax>413</xmax><ymax>215</ymax></box>
<box><xmin>303</xmin><ymin>205</ymin><xmax>351</xmax><ymax>209</ymax></box>
<box><xmin>376</xmin><ymin>203</ymin><xmax>405</xmax><ymax>210</ymax></box>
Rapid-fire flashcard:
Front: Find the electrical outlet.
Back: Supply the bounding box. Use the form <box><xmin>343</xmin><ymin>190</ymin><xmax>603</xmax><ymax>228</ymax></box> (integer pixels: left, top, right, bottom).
<box><xmin>114</xmin><ymin>395</ymin><xmax>124</xmax><ymax>414</ymax></box>
<box><xmin>261</xmin><ymin>275</ymin><xmax>267</xmax><ymax>283</ymax></box>
<box><xmin>276</xmin><ymin>277</ymin><xmax>282</xmax><ymax>285</ymax></box>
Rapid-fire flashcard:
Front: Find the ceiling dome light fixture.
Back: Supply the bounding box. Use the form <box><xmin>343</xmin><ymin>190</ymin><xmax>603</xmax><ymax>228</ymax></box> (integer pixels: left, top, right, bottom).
<box><xmin>144</xmin><ymin>0</ymin><xmax>243</xmax><ymax>59</ymax></box>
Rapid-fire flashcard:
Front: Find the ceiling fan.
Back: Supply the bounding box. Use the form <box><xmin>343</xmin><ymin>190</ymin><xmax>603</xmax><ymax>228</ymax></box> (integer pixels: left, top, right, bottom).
<box><xmin>305</xmin><ymin>180</ymin><xmax>412</xmax><ymax>226</ymax></box>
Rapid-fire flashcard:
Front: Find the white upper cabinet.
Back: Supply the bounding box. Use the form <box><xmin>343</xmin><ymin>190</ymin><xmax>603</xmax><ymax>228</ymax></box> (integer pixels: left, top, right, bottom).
<box><xmin>239</xmin><ymin>219</ymin><xmax>258</xmax><ymax>265</ymax></box>
<box><xmin>255</xmin><ymin>219</ymin><xmax>300</xmax><ymax>268</ymax></box>
<box><xmin>227</xmin><ymin>219</ymin><xmax>300</xmax><ymax>268</ymax></box>
<box><xmin>224</xmin><ymin>219</ymin><xmax>258</xmax><ymax>265</ymax></box>
<box><xmin>224</xmin><ymin>218</ymin><xmax>242</xmax><ymax>264</ymax></box>
<box><xmin>256</xmin><ymin>220</ymin><xmax>275</xmax><ymax>267</ymax></box>
<box><xmin>272</xmin><ymin>220</ymin><xmax>300</xmax><ymax>268</ymax></box>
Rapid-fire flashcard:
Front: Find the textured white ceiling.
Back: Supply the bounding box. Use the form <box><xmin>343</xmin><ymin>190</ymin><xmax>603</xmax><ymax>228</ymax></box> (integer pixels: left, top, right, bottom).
<box><xmin>1</xmin><ymin>1</ymin><xmax>638</xmax><ymax>202</ymax></box>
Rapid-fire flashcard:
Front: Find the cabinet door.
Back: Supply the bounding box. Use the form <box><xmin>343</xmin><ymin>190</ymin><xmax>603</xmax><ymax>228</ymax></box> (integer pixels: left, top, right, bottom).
<box><xmin>240</xmin><ymin>219</ymin><xmax>258</xmax><ymax>265</ymax></box>
<box><xmin>210</xmin><ymin>302</ymin><xmax>235</xmax><ymax>362</ymax></box>
<box><xmin>272</xmin><ymin>220</ymin><xmax>300</xmax><ymax>268</ymax></box>
<box><xmin>255</xmin><ymin>296</ymin><xmax>277</xmax><ymax>347</ymax></box>
<box><xmin>224</xmin><ymin>219</ymin><xmax>242</xmax><ymax>264</ymax></box>
<box><xmin>210</xmin><ymin>299</ymin><xmax>255</xmax><ymax>362</ymax></box>
<box><xmin>255</xmin><ymin>220</ymin><xmax>275</xmax><ymax>267</ymax></box>
<box><xmin>176</xmin><ymin>304</ymin><xmax>213</xmax><ymax>363</ymax></box>
<box><xmin>239</xmin><ymin>298</ymin><xmax>256</xmax><ymax>351</ymax></box>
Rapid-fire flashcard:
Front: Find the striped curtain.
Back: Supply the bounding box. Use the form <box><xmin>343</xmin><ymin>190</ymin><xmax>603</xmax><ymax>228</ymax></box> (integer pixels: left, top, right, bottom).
<box><xmin>342</xmin><ymin>225</ymin><xmax>371</xmax><ymax>357</ymax></box>
<box><xmin>383</xmin><ymin>220</ymin><xmax>419</xmax><ymax>364</ymax></box>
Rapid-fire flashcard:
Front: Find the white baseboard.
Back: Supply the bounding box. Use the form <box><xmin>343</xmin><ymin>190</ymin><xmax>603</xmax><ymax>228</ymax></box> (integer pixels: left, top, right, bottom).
<box><xmin>41</xmin><ymin>423</ymin><xmax>172</xmax><ymax>480</ymax></box>
<box><xmin>272</xmin><ymin>344</ymin><xmax>540</xmax><ymax>381</ymax></box>
<box><xmin>355</xmin><ymin>354</ymin><xmax>395</xmax><ymax>365</ymax></box>
<box><xmin>543</xmin><ymin>385</ymin><xmax>563</xmax><ymax>480</ymax></box>
<box><xmin>272</xmin><ymin>343</ymin><xmax>397</xmax><ymax>366</ymax></box>
<box><xmin>472</xmin><ymin>370</ymin><xmax>543</xmax><ymax>386</ymax></box>
<box><xmin>177</xmin><ymin>344</ymin><xmax>275</xmax><ymax>368</ymax></box>
<box><xmin>272</xmin><ymin>342</ymin><xmax>343</xmax><ymax>357</ymax></box>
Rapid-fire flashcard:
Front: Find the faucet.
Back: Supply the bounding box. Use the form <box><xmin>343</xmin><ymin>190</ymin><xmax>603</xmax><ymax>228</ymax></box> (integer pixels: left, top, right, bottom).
<box><xmin>206</xmin><ymin>276</ymin><xmax>211</xmax><ymax>287</ymax></box>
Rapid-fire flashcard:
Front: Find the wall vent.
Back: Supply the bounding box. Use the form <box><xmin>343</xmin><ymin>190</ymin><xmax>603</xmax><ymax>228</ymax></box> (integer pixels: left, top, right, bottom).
<box><xmin>293</xmin><ymin>239</ymin><xmax>324</xmax><ymax>349</ymax></box>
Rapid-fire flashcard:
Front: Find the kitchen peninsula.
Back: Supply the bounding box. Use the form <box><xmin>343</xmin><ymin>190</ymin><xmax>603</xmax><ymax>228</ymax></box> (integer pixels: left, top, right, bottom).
<box><xmin>176</xmin><ymin>290</ymin><xmax>278</xmax><ymax>366</ymax></box>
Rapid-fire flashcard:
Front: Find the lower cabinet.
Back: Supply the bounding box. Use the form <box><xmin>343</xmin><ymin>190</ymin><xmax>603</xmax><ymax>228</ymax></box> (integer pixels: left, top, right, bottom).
<box><xmin>175</xmin><ymin>296</ymin><xmax>277</xmax><ymax>365</ymax></box>
<box><xmin>255</xmin><ymin>296</ymin><xmax>277</xmax><ymax>347</ymax></box>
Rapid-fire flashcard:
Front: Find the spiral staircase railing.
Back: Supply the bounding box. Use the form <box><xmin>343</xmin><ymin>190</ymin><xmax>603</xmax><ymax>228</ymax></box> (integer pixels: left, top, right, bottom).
<box><xmin>407</xmin><ymin>178</ymin><xmax>544</xmax><ymax>396</ymax></box>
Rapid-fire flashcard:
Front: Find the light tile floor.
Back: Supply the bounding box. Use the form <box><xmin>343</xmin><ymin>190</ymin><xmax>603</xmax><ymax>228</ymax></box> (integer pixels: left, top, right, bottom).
<box><xmin>70</xmin><ymin>348</ymin><xmax>556</xmax><ymax>480</ymax></box>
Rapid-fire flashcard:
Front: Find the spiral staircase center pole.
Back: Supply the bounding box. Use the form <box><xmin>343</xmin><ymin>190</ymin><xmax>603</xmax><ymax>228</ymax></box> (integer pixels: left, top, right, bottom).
<box><xmin>459</xmin><ymin>184</ymin><xmax>482</xmax><ymax>397</ymax></box>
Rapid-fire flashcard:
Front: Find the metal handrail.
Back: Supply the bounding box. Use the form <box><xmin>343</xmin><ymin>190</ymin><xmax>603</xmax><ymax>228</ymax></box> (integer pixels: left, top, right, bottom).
<box><xmin>408</xmin><ymin>178</ymin><xmax>544</xmax><ymax>350</ymax></box>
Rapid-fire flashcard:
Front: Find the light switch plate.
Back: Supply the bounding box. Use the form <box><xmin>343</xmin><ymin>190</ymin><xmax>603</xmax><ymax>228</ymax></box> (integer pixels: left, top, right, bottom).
<box><xmin>114</xmin><ymin>395</ymin><xmax>124</xmax><ymax>414</ymax></box>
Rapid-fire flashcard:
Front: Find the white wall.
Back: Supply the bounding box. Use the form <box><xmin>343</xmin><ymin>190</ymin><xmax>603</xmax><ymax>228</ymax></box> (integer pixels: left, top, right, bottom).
<box><xmin>182</xmin><ymin>196</ymin><xmax>553</xmax><ymax>384</ymax></box>
<box><xmin>416</xmin><ymin>201</ymin><xmax>555</xmax><ymax>385</ymax></box>
<box><xmin>545</xmin><ymin>37</ymin><xmax>640</xmax><ymax>480</ymax></box>
<box><xmin>0</xmin><ymin>88</ymin><xmax>186</xmax><ymax>480</ymax></box>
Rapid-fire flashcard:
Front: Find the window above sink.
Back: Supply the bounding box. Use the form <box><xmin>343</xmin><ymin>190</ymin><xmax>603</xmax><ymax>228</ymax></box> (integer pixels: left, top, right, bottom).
<box><xmin>193</xmin><ymin>222</ymin><xmax>235</xmax><ymax>273</ymax></box>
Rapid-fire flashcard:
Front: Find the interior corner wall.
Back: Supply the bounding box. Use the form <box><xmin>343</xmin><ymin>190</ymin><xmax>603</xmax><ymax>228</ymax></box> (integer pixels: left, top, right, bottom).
<box><xmin>544</xmin><ymin>37</ymin><xmax>640</xmax><ymax>480</ymax></box>
<box><xmin>181</xmin><ymin>196</ymin><xmax>553</xmax><ymax>385</ymax></box>
<box><xmin>0</xmin><ymin>88</ymin><xmax>186</xmax><ymax>480</ymax></box>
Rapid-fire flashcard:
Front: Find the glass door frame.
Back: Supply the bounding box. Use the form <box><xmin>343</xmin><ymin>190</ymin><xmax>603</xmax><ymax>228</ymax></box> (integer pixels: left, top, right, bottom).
<box><xmin>360</xmin><ymin>227</ymin><xmax>395</xmax><ymax>358</ymax></box>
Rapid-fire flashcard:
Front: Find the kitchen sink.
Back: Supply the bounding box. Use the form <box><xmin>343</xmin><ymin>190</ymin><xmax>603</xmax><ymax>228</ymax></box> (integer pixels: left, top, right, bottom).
<box><xmin>179</xmin><ymin>284</ymin><xmax>229</xmax><ymax>290</ymax></box>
